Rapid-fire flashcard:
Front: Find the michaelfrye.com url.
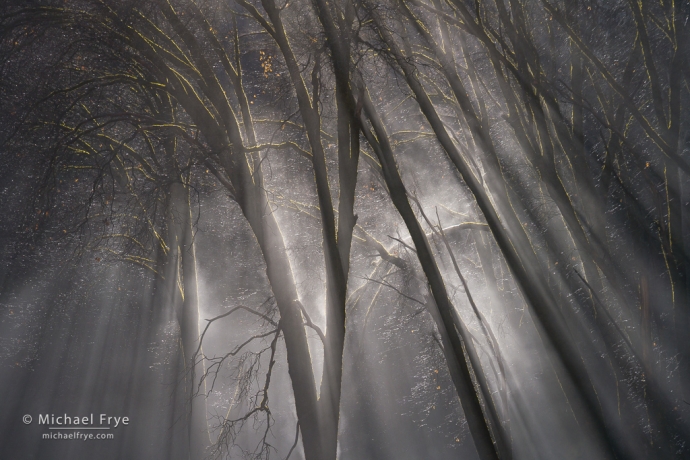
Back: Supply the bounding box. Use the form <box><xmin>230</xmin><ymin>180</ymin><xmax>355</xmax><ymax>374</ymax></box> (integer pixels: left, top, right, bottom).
<box><xmin>42</xmin><ymin>431</ymin><xmax>115</xmax><ymax>440</ymax></box>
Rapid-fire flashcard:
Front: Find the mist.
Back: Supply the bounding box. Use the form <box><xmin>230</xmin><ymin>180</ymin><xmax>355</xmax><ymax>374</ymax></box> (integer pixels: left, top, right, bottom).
<box><xmin>0</xmin><ymin>0</ymin><xmax>688</xmax><ymax>459</ymax></box>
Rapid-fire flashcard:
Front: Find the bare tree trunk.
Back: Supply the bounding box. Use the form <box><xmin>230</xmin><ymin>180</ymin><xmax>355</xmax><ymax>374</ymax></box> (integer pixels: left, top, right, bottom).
<box><xmin>236</xmin><ymin>171</ymin><xmax>324</xmax><ymax>460</ymax></box>
<box><xmin>358</xmin><ymin>90</ymin><xmax>501</xmax><ymax>460</ymax></box>
<box><xmin>252</xmin><ymin>1</ymin><xmax>362</xmax><ymax>455</ymax></box>
<box><xmin>169</xmin><ymin>179</ymin><xmax>210</xmax><ymax>460</ymax></box>
<box><xmin>146</xmin><ymin>187</ymin><xmax>187</xmax><ymax>460</ymax></box>
<box><xmin>365</xmin><ymin>9</ymin><xmax>624</xmax><ymax>457</ymax></box>
<box><xmin>122</xmin><ymin>6</ymin><xmax>326</xmax><ymax>455</ymax></box>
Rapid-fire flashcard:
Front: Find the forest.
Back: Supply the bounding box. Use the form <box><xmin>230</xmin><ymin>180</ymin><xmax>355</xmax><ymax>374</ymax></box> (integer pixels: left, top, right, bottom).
<box><xmin>0</xmin><ymin>0</ymin><xmax>688</xmax><ymax>459</ymax></box>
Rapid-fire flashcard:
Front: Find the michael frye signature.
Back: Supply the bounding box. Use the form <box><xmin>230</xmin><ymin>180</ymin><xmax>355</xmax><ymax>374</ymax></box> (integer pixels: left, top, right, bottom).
<box><xmin>28</xmin><ymin>413</ymin><xmax>129</xmax><ymax>428</ymax></box>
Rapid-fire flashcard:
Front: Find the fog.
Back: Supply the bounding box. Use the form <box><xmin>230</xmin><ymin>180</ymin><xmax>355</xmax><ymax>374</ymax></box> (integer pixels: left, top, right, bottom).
<box><xmin>0</xmin><ymin>0</ymin><xmax>688</xmax><ymax>459</ymax></box>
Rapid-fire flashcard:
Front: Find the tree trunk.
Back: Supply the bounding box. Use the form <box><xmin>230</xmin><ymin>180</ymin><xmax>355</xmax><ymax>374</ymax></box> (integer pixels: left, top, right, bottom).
<box><xmin>220</xmin><ymin>148</ymin><xmax>324</xmax><ymax>460</ymax></box>
<box><xmin>358</xmin><ymin>91</ymin><xmax>501</xmax><ymax>460</ymax></box>
<box><xmin>168</xmin><ymin>180</ymin><xmax>211</xmax><ymax>460</ymax></box>
<box><xmin>367</xmin><ymin>12</ymin><xmax>622</xmax><ymax>457</ymax></box>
